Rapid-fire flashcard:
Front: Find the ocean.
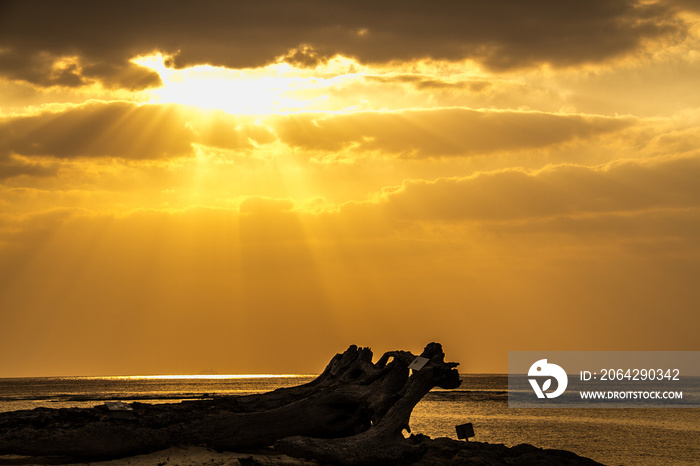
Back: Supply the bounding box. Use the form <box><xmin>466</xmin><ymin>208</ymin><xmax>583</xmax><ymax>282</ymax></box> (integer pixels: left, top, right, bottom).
<box><xmin>0</xmin><ymin>374</ymin><xmax>698</xmax><ymax>465</ymax></box>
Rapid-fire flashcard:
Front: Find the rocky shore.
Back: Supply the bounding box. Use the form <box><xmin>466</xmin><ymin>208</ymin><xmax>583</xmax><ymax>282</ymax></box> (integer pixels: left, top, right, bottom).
<box><xmin>0</xmin><ymin>344</ymin><xmax>605</xmax><ymax>465</ymax></box>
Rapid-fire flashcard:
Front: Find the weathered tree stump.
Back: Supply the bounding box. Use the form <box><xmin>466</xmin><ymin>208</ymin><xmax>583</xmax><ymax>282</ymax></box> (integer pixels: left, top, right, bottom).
<box><xmin>275</xmin><ymin>342</ymin><xmax>461</xmax><ymax>465</ymax></box>
<box><xmin>0</xmin><ymin>342</ymin><xmax>459</xmax><ymax>463</ymax></box>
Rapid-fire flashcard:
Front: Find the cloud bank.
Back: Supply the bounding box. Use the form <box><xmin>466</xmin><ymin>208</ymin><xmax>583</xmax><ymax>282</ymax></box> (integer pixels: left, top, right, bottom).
<box><xmin>0</xmin><ymin>102</ymin><xmax>276</xmax><ymax>162</ymax></box>
<box><xmin>0</xmin><ymin>0</ymin><xmax>686</xmax><ymax>89</ymax></box>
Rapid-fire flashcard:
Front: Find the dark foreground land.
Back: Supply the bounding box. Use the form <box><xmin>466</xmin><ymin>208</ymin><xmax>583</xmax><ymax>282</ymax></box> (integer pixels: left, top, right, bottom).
<box><xmin>0</xmin><ymin>439</ymin><xmax>604</xmax><ymax>465</ymax></box>
<box><xmin>0</xmin><ymin>343</ymin><xmax>604</xmax><ymax>465</ymax></box>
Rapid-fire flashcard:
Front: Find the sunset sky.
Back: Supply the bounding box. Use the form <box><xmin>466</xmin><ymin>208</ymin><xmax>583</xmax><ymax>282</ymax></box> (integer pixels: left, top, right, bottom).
<box><xmin>1</xmin><ymin>0</ymin><xmax>698</xmax><ymax>376</ymax></box>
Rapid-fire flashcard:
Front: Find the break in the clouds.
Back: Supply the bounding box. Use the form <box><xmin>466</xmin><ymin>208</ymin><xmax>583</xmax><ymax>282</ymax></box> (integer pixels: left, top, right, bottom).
<box><xmin>0</xmin><ymin>0</ymin><xmax>687</xmax><ymax>90</ymax></box>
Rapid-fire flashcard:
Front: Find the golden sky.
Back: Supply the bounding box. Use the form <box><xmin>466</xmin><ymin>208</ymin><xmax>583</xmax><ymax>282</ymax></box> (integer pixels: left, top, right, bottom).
<box><xmin>0</xmin><ymin>0</ymin><xmax>698</xmax><ymax>376</ymax></box>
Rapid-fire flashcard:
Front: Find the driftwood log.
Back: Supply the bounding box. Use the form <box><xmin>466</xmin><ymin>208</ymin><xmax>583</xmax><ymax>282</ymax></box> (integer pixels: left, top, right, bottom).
<box><xmin>0</xmin><ymin>342</ymin><xmax>460</xmax><ymax>464</ymax></box>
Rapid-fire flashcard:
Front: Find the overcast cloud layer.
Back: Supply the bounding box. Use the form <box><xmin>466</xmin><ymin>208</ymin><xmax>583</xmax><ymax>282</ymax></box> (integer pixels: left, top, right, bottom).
<box><xmin>0</xmin><ymin>0</ymin><xmax>690</xmax><ymax>89</ymax></box>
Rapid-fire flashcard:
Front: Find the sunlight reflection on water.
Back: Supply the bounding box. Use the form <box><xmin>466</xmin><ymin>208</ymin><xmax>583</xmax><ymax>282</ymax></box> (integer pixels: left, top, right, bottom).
<box><xmin>411</xmin><ymin>389</ymin><xmax>700</xmax><ymax>466</ymax></box>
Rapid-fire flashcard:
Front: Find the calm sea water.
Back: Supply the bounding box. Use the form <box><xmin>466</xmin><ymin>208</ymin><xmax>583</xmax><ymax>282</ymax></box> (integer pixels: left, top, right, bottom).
<box><xmin>1</xmin><ymin>374</ymin><xmax>698</xmax><ymax>465</ymax></box>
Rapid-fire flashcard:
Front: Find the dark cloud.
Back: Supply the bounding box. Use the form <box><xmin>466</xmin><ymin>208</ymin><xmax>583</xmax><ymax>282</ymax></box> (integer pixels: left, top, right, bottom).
<box><xmin>0</xmin><ymin>47</ymin><xmax>162</xmax><ymax>89</ymax></box>
<box><xmin>0</xmin><ymin>154</ymin><xmax>57</xmax><ymax>180</ymax></box>
<box><xmin>364</xmin><ymin>75</ymin><xmax>491</xmax><ymax>93</ymax></box>
<box><xmin>281</xmin><ymin>45</ymin><xmax>329</xmax><ymax>68</ymax></box>
<box><xmin>274</xmin><ymin>109</ymin><xmax>635</xmax><ymax>157</ymax></box>
<box><xmin>0</xmin><ymin>102</ymin><xmax>275</xmax><ymax>160</ymax></box>
<box><xmin>0</xmin><ymin>0</ymin><xmax>685</xmax><ymax>89</ymax></box>
<box><xmin>0</xmin><ymin>102</ymin><xmax>195</xmax><ymax>159</ymax></box>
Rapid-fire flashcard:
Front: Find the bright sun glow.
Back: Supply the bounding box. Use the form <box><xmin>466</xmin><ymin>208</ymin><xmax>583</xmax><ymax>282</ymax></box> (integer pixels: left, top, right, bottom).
<box><xmin>132</xmin><ymin>53</ymin><xmax>359</xmax><ymax>114</ymax></box>
<box><xmin>96</xmin><ymin>374</ymin><xmax>313</xmax><ymax>380</ymax></box>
